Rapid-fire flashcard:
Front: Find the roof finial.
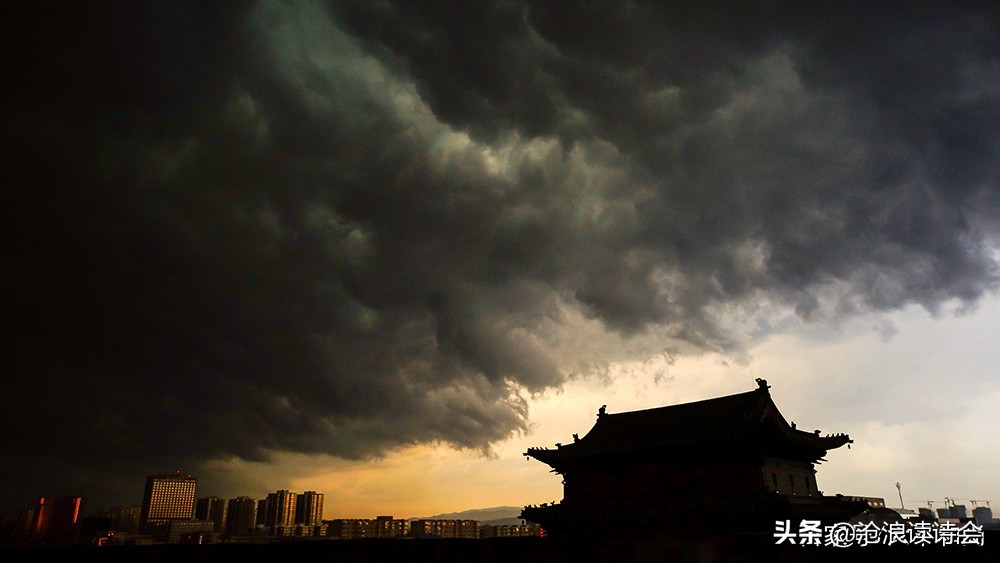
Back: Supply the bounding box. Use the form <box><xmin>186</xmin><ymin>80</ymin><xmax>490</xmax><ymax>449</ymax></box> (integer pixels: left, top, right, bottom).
<box><xmin>755</xmin><ymin>378</ymin><xmax>770</xmax><ymax>390</ymax></box>
<box><xmin>598</xmin><ymin>404</ymin><xmax>607</xmax><ymax>418</ymax></box>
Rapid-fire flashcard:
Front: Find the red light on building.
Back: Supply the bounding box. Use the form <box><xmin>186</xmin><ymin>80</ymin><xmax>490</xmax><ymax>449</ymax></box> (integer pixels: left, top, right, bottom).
<box><xmin>32</xmin><ymin>496</ymin><xmax>84</xmax><ymax>545</ymax></box>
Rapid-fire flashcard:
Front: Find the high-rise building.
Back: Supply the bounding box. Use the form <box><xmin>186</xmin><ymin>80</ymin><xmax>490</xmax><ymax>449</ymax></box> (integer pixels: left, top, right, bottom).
<box><xmin>225</xmin><ymin>497</ymin><xmax>257</xmax><ymax>537</ymax></box>
<box><xmin>294</xmin><ymin>491</ymin><xmax>324</xmax><ymax>525</ymax></box>
<box><xmin>262</xmin><ymin>490</ymin><xmax>296</xmax><ymax>529</ymax></box>
<box><xmin>31</xmin><ymin>496</ymin><xmax>85</xmax><ymax>545</ymax></box>
<box><xmin>254</xmin><ymin>496</ymin><xmax>270</xmax><ymax>534</ymax></box>
<box><xmin>195</xmin><ymin>496</ymin><xmax>227</xmax><ymax>533</ymax></box>
<box><xmin>139</xmin><ymin>471</ymin><xmax>197</xmax><ymax>534</ymax></box>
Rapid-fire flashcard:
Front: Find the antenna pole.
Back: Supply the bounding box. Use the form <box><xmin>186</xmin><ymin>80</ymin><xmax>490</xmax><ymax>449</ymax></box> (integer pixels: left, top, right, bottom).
<box><xmin>896</xmin><ymin>482</ymin><xmax>904</xmax><ymax>510</ymax></box>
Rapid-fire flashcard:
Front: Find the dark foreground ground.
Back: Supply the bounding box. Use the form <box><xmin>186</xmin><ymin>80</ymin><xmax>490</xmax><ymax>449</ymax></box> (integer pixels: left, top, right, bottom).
<box><xmin>3</xmin><ymin>531</ymin><xmax>999</xmax><ymax>563</ymax></box>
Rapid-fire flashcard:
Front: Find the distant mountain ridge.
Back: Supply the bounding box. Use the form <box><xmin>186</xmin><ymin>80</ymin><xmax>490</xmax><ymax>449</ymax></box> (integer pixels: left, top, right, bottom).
<box><xmin>411</xmin><ymin>506</ymin><xmax>523</xmax><ymax>522</ymax></box>
<box><xmin>480</xmin><ymin>516</ymin><xmax>528</xmax><ymax>526</ymax></box>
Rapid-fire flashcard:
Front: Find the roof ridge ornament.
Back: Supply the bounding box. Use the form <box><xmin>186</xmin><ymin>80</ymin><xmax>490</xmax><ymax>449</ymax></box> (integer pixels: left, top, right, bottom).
<box><xmin>755</xmin><ymin>378</ymin><xmax>771</xmax><ymax>390</ymax></box>
<box><xmin>597</xmin><ymin>404</ymin><xmax>607</xmax><ymax>418</ymax></box>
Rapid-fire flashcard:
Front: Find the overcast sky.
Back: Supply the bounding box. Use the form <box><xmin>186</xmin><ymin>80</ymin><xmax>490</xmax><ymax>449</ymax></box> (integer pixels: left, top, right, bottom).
<box><xmin>3</xmin><ymin>1</ymin><xmax>999</xmax><ymax>516</ymax></box>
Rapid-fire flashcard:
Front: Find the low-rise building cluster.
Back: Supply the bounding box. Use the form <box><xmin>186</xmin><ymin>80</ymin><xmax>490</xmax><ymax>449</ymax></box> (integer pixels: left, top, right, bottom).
<box><xmin>0</xmin><ymin>470</ymin><xmax>542</xmax><ymax>546</ymax></box>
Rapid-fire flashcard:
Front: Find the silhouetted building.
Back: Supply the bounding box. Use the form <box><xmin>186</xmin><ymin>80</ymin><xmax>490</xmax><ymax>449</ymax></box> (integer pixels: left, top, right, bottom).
<box><xmin>973</xmin><ymin>506</ymin><xmax>995</xmax><ymax>526</ymax></box>
<box><xmin>294</xmin><ymin>491</ymin><xmax>324</xmax><ymax>525</ymax></box>
<box><xmin>165</xmin><ymin>519</ymin><xmax>213</xmax><ymax>544</ymax></box>
<box><xmin>844</xmin><ymin>496</ymin><xmax>885</xmax><ymax>509</ymax></box>
<box><xmin>177</xmin><ymin>530</ymin><xmax>213</xmax><ymax>544</ymax></box>
<box><xmin>79</xmin><ymin>514</ymin><xmax>113</xmax><ymax>545</ymax></box>
<box><xmin>195</xmin><ymin>496</ymin><xmax>227</xmax><ymax>533</ymax></box>
<box><xmin>374</xmin><ymin>515</ymin><xmax>408</xmax><ymax>538</ymax></box>
<box><xmin>104</xmin><ymin>505</ymin><xmax>141</xmax><ymax>535</ymax></box>
<box><xmin>262</xmin><ymin>490</ymin><xmax>296</xmax><ymax>533</ymax></box>
<box><xmin>225</xmin><ymin>497</ymin><xmax>258</xmax><ymax>537</ymax></box>
<box><xmin>522</xmin><ymin>379</ymin><xmax>868</xmax><ymax>538</ymax></box>
<box><xmin>0</xmin><ymin>511</ymin><xmax>19</xmax><ymax>544</ymax></box>
<box><xmin>409</xmin><ymin>519</ymin><xmax>478</xmax><ymax>539</ymax></box>
<box><xmin>139</xmin><ymin>471</ymin><xmax>197</xmax><ymax>537</ymax></box>
<box><xmin>327</xmin><ymin>518</ymin><xmax>375</xmax><ymax>539</ymax></box>
<box><xmin>287</xmin><ymin>522</ymin><xmax>327</xmax><ymax>537</ymax></box>
<box><xmin>327</xmin><ymin>517</ymin><xmax>409</xmax><ymax>539</ymax></box>
<box><xmin>14</xmin><ymin>507</ymin><xmax>36</xmax><ymax>541</ymax></box>
<box><xmin>255</xmin><ymin>497</ymin><xmax>269</xmax><ymax>528</ymax></box>
<box><xmin>480</xmin><ymin>523</ymin><xmax>542</xmax><ymax>538</ymax></box>
<box><xmin>31</xmin><ymin>496</ymin><xmax>84</xmax><ymax>545</ymax></box>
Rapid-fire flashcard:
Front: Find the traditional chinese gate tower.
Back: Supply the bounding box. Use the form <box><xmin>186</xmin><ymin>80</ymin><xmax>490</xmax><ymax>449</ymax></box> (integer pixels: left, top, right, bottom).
<box><xmin>522</xmin><ymin>379</ymin><xmax>867</xmax><ymax>537</ymax></box>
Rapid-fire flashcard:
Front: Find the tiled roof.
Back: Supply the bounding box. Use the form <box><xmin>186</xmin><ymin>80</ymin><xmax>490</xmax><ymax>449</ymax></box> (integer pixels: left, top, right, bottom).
<box><xmin>526</xmin><ymin>380</ymin><xmax>851</xmax><ymax>464</ymax></box>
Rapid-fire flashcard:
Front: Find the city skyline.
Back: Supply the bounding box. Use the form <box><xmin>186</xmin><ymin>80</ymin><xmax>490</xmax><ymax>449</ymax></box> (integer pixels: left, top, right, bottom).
<box><xmin>4</xmin><ymin>1</ymin><xmax>999</xmax><ymax>522</ymax></box>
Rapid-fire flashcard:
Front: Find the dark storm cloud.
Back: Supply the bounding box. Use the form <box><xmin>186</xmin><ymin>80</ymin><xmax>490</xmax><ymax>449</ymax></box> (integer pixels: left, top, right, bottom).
<box><xmin>3</xmin><ymin>1</ymin><xmax>999</xmax><ymax>507</ymax></box>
